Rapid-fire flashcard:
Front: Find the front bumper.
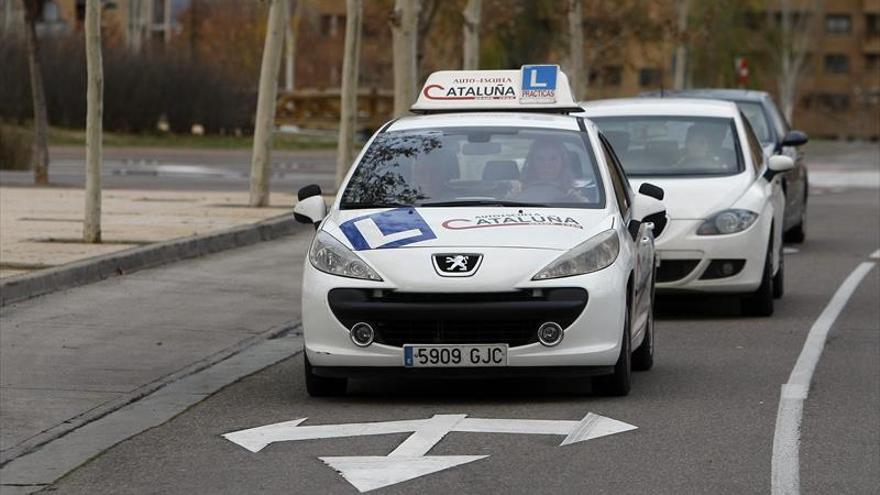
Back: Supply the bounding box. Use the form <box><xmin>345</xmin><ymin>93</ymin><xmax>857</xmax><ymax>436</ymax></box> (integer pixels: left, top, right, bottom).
<box><xmin>301</xmin><ymin>250</ymin><xmax>628</xmax><ymax>370</ymax></box>
<box><xmin>654</xmin><ymin>217</ymin><xmax>769</xmax><ymax>293</ymax></box>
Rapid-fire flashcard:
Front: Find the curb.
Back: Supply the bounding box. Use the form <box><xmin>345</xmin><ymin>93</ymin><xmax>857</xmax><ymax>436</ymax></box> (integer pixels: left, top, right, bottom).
<box><xmin>0</xmin><ymin>213</ymin><xmax>305</xmax><ymax>306</ymax></box>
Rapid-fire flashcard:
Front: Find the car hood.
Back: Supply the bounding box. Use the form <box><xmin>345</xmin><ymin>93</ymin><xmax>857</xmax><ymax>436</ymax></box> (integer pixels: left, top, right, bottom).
<box><xmin>629</xmin><ymin>174</ymin><xmax>752</xmax><ymax>220</ymax></box>
<box><xmin>322</xmin><ymin>207</ymin><xmax>615</xmax><ymax>252</ymax></box>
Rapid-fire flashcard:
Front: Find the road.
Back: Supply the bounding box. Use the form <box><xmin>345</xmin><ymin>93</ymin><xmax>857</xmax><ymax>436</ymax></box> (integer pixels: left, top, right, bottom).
<box><xmin>2</xmin><ymin>190</ymin><xmax>872</xmax><ymax>492</ymax></box>
<box><xmin>0</xmin><ymin>146</ymin><xmax>338</xmax><ymax>193</ymax></box>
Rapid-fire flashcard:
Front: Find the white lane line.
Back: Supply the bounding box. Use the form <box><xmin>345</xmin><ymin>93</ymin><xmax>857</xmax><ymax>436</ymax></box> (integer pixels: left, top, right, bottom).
<box><xmin>871</xmin><ymin>249</ymin><xmax>880</xmax><ymax>260</ymax></box>
<box><xmin>771</xmin><ymin>258</ymin><xmax>877</xmax><ymax>494</ymax></box>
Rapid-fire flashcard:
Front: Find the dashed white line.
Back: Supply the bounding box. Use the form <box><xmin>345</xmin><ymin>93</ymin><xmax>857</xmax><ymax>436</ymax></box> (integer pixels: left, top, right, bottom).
<box><xmin>771</xmin><ymin>255</ymin><xmax>877</xmax><ymax>494</ymax></box>
<box><xmin>871</xmin><ymin>249</ymin><xmax>880</xmax><ymax>260</ymax></box>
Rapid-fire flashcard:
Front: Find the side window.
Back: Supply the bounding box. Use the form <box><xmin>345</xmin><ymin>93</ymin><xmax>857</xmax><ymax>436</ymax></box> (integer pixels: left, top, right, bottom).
<box><xmin>740</xmin><ymin>114</ymin><xmax>765</xmax><ymax>174</ymax></box>
<box><xmin>600</xmin><ymin>135</ymin><xmax>631</xmax><ymax>217</ymax></box>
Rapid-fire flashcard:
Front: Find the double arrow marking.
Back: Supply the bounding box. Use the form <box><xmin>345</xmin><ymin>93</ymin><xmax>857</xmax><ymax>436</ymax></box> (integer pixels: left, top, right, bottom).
<box><xmin>223</xmin><ymin>412</ymin><xmax>637</xmax><ymax>492</ymax></box>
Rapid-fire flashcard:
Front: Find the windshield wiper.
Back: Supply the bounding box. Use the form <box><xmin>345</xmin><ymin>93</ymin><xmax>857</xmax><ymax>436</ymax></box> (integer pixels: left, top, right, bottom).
<box><xmin>340</xmin><ymin>202</ymin><xmax>413</xmax><ymax>210</ymax></box>
<box><xmin>420</xmin><ymin>199</ymin><xmax>547</xmax><ymax>207</ymax></box>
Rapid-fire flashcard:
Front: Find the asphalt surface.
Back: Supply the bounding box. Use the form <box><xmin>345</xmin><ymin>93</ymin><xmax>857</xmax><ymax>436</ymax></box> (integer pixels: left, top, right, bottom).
<box><xmin>25</xmin><ymin>183</ymin><xmax>878</xmax><ymax>493</ymax></box>
<box><xmin>0</xmin><ymin>146</ymin><xmax>338</xmax><ymax>193</ymax></box>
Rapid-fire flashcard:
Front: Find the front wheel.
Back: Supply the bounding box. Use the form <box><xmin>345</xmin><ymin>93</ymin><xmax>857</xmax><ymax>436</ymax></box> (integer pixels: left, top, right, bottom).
<box><xmin>632</xmin><ymin>280</ymin><xmax>655</xmax><ymax>372</ymax></box>
<box><xmin>592</xmin><ymin>303</ymin><xmax>632</xmax><ymax>396</ymax></box>
<box><xmin>741</xmin><ymin>244</ymin><xmax>775</xmax><ymax>317</ymax></box>
<box><xmin>784</xmin><ymin>203</ymin><xmax>807</xmax><ymax>244</ymax></box>
<box><xmin>304</xmin><ymin>353</ymin><xmax>347</xmax><ymax>397</ymax></box>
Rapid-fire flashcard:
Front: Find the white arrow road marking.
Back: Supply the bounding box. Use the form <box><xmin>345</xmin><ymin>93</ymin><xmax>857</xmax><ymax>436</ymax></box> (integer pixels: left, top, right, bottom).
<box><xmin>388</xmin><ymin>414</ymin><xmax>467</xmax><ymax>457</ymax></box>
<box><xmin>223</xmin><ymin>412</ymin><xmax>637</xmax><ymax>492</ymax></box>
<box><xmin>320</xmin><ymin>456</ymin><xmax>489</xmax><ymax>492</ymax></box>
<box><xmin>222</xmin><ymin>417</ymin><xmax>429</xmax><ymax>453</ymax></box>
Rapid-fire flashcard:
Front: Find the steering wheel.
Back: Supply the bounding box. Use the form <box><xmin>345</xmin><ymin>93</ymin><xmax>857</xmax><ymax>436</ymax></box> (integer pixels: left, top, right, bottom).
<box><xmin>518</xmin><ymin>182</ymin><xmax>569</xmax><ymax>202</ymax></box>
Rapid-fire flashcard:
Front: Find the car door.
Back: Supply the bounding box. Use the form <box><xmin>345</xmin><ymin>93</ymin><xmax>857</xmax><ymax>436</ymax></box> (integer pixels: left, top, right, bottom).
<box><xmin>599</xmin><ymin>134</ymin><xmax>653</xmax><ymax>338</ymax></box>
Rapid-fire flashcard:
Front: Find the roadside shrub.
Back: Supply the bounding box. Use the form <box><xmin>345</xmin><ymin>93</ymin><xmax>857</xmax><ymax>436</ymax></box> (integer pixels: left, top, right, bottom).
<box><xmin>0</xmin><ymin>36</ymin><xmax>256</xmax><ymax>135</ymax></box>
<box><xmin>0</xmin><ymin>124</ymin><xmax>33</xmax><ymax>171</ymax></box>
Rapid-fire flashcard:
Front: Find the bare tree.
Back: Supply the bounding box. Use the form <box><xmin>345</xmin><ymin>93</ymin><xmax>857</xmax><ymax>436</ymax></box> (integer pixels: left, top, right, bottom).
<box><xmin>21</xmin><ymin>0</ymin><xmax>49</xmax><ymax>185</ymax></box>
<box><xmin>462</xmin><ymin>0</ymin><xmax>480</xmax><ymax>69</ymax></box>
<box><xmin>567</xmin><ymin>0</ymin><xmax>583</xmax><ymax>100</ymax></box>
<box><xmin>284</xmin><ymin>0</ymin><xmax>303</xmax><ymax>91</ymax></box>
<box><xmin>769</xmin><ymin>0</ymin><xmax>818</xmax><ymax>123</ymax></box>
<box><xmin>336</xmin><ymin>0</ymin><xmax>362</xmax><ymax>187</ymax></box>
<box><xmin>390</xmin><ymin>0</ymin><xmax>420</xmax><ymax>116</ymax></box>
<box><xmin>83</xmin><ymin>0</ymin><xmax>102</xmax><ymax>243</ymax></box>
<box><xmin>672</xmin><ymin>0</ymin><xmax>690</xmax><ymax>90</ymax></box>
<box><xmin>249</xmin><ymin>0</ymin><xmax>289</xmax><ymax>207</ymax></box>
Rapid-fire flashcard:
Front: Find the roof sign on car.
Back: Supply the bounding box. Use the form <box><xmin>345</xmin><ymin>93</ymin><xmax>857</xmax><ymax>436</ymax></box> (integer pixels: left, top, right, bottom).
<box><xmin>411</xmin><ymin>65</ymin><xmax>581</xmax><ymax>114</ymax></box>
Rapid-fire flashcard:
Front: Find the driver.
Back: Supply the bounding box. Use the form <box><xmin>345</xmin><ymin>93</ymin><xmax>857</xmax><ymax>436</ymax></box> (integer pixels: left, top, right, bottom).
<box><xmin>677</xmin><ymin>125</ymin><xmax>723</xmax><ymax>169</ymax></box>
<box><xmin>509</xmin><ymin>139</ymin><xmax>586</xmax><ymax>202</ymax></box>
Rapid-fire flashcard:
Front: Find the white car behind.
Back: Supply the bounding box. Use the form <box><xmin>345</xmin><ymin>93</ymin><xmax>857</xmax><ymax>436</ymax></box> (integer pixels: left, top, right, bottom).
<box><xmin>578</xmin><ymin>98</ymin><xmax>795</xmax><ymax>316</ymax></box>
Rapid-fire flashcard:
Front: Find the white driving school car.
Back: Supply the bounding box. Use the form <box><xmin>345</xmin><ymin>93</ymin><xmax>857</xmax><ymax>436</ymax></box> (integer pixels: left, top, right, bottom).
<box><xmin>578</xmin><ymin>98</ymin><xmax>795</xmax><ymax>316</ymax></box>
<box><xmin>294</xmin><ymin>66</ymin><xmax>666</xmax><ymax>397</ymax></box>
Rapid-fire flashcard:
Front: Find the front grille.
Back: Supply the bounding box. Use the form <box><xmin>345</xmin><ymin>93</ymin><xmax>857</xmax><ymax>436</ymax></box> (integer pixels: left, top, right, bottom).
<box><xmin>327</xmin><ymin>288</ymin><xmax>588</xmax><ymax>347</ymax></box>
<box><xmin>656</xmin><ymin>259</ymin><xmax>700</xmax><ymax>283</ymax></box>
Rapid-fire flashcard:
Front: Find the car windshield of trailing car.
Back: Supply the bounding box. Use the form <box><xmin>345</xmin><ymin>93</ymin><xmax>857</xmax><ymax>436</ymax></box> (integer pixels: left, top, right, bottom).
<box><xmin>736</xmin><ymin>101</ymin><xmax>773</xmax><ymax>144</ymax></box>
<box><xmin>339</xmin><ymin>127</ymin><xmax>606</xmax><ymax>209</ymax></box>
<box><xmin>590</xmin><ymin>116</ymin><xmax>744</xmax><ymax>177</ymax></box>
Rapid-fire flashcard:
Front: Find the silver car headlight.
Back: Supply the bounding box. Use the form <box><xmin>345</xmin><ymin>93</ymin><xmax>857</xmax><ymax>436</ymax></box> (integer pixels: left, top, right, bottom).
<box><xmin>697</xmin><ymin>209</ymin><xmax>758</xmax><ymax>235</ymax></box>
<box><xmin>309</xmin><ymin>231</ymin><xmax>382</xmax><ymax>281</ymax></box>
<box><xmin>532</xmin><ymin>229</ymin><xmax>620</xmax><ymax>280</ymax></box>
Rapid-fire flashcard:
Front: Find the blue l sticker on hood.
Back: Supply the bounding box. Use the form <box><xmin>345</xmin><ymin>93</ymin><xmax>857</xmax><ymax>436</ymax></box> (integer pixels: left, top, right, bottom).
<box><xmin>339</xmin><ymin>208</ymin><xmax>437</xmax><ymax>250</ymax></box>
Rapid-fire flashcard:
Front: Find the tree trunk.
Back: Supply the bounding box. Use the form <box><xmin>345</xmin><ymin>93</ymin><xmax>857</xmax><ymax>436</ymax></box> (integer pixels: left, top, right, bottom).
<box><xmin>285</xmin><ymin>0</ymin><xmax>303</xmax><ymax>92</ymax></box>
<box><xmin>335</xmin><ymin>0</ymin><xmax>362</xmax><ymax>187</ymax></box>
<box><xmin>462</xmin><ymin>0</ymin><xmax>480</xmax><ymax>69</ymax></box>
<box><xmin>391</xmin><ymin>0</ymin><xmax>419</xmax><ymax>116</ymax></box>
<box><xmin>163</xmin><ymin>0</ymin><xmax>172</xmax><ymax>44</ymax></box>
<box><xmin>774</xmin><ymin>0</ymin><xmax>817</xmax><ymax>123</ymax></box>
<box><xmin>83</xmin><ymin>0</ymin><xmax>103</xmax><ymax>243</ymax></box>
<box><xmin>672</xmin><ymin>0</ymin><xmax>689</xmax><ymax>90</ymax></box>
<box><xmin>249</xmin><ymin>0</ymin><xmax>288</xmax><ymax>207</ymax></box>
<box><xmin>567</xmin><ymin>0</ymin><xmax>583</xmax><ymax>101</ymax></box>
<box><xmin>22</xmin><ymin>0</ymin><xmax>49</xmax><ymax>185</ymax></box>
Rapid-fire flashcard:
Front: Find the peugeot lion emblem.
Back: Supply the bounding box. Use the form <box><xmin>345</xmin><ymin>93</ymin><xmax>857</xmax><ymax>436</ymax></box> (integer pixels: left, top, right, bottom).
<box><xmin>432</xmin><ymin>253</ymin><xmax>483</xmax><ymax>277</ymax></box>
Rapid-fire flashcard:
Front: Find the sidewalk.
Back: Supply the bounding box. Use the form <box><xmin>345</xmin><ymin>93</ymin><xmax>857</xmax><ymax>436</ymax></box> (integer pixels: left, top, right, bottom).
<box><xmin>0</xmin><ymin>231</ymin><xmax>309</xmax><ymax>463</ymax></box>
<box><xmin>0</xmin><ymin>187</ymin><xmax>297</xmax><ymax>278</ymax></box>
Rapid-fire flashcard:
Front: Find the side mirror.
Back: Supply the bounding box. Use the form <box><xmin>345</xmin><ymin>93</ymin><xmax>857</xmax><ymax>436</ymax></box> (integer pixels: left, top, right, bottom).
<box><xmin>631</xmin><ymin>192</ymin><xmax>667</xmax><ymax>238</ymax></box>
<box><xmin>294</xmin><ymin>184</ymin><xmax>327</xmax><ymax>229</ymax></box>
<box><xmin>781</xmin><ymin>130</ymin><xmax>809</xmax><ymax>147</ymax></box>
<box><xmin>638</xmin><ymin>182</ymin><xmax>664</xmax><ymax>201</ymax></box>
<box><xmin>768</xmin><ymin>155</ymin><xmax>794</xmax><ymax>173</ymax></box>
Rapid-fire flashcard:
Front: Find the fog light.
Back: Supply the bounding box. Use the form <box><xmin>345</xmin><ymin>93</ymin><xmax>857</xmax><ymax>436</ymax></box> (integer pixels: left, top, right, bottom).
<box><xmin>350</xmin><ymin>322</ymin><xmax>374</xmax><ymax>347</ymax></box>
<box><xmin>537</xmin><ymin>322</ymin><xmax>564</xmax><ymax>347</ymax></box>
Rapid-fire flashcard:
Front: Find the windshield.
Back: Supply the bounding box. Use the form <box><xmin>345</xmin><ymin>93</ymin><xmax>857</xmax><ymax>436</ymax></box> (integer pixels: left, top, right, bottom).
<box><xmin>340</xmin><ymin>127</ymin><xmax>605</xmax><ymax>209</ymax></box>
<box><xmin>736</xmin><ymin>101</ymin><xmax>772</xmax><ymax>144</ymax></box>
<box><xmin>590</xmin><ymin>116</ymin><xmax>744</xmax><ymax>177</ymax></box>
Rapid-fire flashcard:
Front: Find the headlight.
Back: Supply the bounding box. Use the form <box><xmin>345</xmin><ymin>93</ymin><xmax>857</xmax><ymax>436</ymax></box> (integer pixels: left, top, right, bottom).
<box><xmin>532</xmin><ymin>229</ymin><xmax>619</xmax><ymax>280</ymax></box>
<box><xmin>697</xmin><ymin>209</ymin><xmax>758</xmax><ymax>235</ymax></box>
<box><xmin>309</xmin><ymin>231</ymin><xmax>382</xmax><ymax>281</ymax></box>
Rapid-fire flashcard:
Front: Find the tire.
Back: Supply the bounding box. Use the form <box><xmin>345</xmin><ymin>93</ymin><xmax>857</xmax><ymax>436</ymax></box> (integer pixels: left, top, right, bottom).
<box><xmin>632</xmin><ymin>279</ymin><xmax>655</xmax><ymax>372</ymax></box>
<box><xmin>742</xmin><ymin>243</ymin><xmax>775</xmax><ymax>317</ymax></box>
<box><xmin>593</xmin><ymin>300</ymin><xmax>632</xmax><ymax>396</ymax></box>
<box><xmin>772</xmin><ymin>241</ymin><xmax>784</xmax><ymax>299</ymax></box>
<box><xmin>784</xmin><ymin>201</ymin><xmax>807</xmax><ymax>244</ymax></box>
<box><xmin>304</xmin><ymin>353</ymin><xmax>347</xmax><ymax>397</ymax></box>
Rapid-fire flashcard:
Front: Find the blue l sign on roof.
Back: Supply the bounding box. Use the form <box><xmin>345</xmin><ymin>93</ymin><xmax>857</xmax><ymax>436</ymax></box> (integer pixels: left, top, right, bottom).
<box><xmin>340</xmin><ymin>208</ymin><xmax>436</xmax><ymax>251</ymax></box>
<box><xmin>521</xmin><ymin>65</ymin><xmax>558</xmax><ymax>91</ymax></box>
